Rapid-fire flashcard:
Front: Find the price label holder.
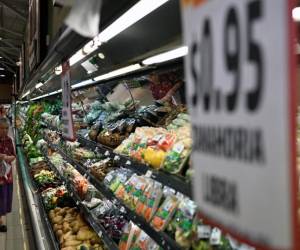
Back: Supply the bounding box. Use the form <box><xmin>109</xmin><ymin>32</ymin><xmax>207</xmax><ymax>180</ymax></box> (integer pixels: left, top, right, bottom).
<box><xmin>181</xmin><ymin>0</ymin><xmax>299</xmax><ymax>249</ymax></box>
<box><xmin>61</xmin><ymin>60</ymin><xmax>75</xmax><ymax>141</ymax></box>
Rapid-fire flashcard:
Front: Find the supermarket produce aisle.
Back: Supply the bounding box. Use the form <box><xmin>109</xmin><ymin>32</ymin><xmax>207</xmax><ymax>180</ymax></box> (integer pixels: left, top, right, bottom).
<box><xmin>0</xmin><ymin>128</ymin><xmax>36</xmax><ymax>250</ymax></box>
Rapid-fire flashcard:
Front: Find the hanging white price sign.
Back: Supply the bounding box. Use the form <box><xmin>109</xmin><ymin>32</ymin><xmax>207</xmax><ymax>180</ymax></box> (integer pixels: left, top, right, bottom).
<box><xmin>61</xmin><ymin>61</ymin><xmax>75</xmax><ymax>141</ymax></box>
<box><xmin>181</xmin><ymin>0</ymin><xmax>299</xmax><ymax>249</ymax></box>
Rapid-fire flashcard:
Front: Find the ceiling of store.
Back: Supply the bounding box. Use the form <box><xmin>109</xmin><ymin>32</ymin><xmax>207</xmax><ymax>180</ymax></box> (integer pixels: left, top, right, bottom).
<box><xmin>0</xmin><ymin>0</ymin><xmax>28</xmax><ymax>83</ymax></box>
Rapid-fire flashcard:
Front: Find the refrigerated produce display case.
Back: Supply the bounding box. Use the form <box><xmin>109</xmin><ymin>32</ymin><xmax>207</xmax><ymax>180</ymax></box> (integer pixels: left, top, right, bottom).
<box><xmin>14</xmin><ymin>1</ymin><xmax>258</xmax><ymax>250</ymax></box>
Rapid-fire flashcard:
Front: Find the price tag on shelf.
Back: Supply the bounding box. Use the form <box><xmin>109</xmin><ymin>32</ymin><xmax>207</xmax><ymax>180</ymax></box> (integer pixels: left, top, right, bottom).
<box><xmin>181</xmin><ymin>0</ymin><xmax>299</xmax><ymax>249</ymax></box>
<box><xmin>197</xmin><ymin>225</ymin><xmax>211</xmax><ymax>239</ymax></box>
<box><xmin>61</xmin><ymin>60</ymin><xmax>75</xmax><ymax>141</ymax></box>
<box><xmin>114</xmin><ymin>155</ymin><xmax>120</xmax><ymax>161</ymax></box>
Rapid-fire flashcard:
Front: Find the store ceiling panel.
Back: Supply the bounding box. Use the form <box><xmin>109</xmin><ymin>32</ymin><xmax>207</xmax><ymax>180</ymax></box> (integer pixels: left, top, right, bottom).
<box><xmin>0</xmin><ymin>0</ymin><xmax>28</xmax><ymax>81</ymax></box>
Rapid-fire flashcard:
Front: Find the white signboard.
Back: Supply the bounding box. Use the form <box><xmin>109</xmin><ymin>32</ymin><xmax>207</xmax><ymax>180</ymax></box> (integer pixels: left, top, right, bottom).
<box><xmin>61</xmin><ymin>61</ymin><xmax>75</xmax><ymax>141</ymax></box>
<box><xmin>181</xmin><ymin>0</ymin><xmax>299</xmax><ymax>249</ymax></box>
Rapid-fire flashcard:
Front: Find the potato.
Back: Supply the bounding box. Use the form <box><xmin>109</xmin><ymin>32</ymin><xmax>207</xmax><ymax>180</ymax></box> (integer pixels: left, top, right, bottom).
<box><xmin>63</xmin><ymin>226</ymin><xmax>71</xmax><ymax>234</ymax></box>
<box><xmin>54</xmin><ymin>207</ymin><xmax>61</xmax><ymax>213</ymax></box>
<box><xmin>52</xmin><ymin>215</ymin><xmax>63</xmax><ymax>224</ymax></box>
<box><xmin>61</xmin><ymin>247</ymin><xmax>77</xmax><ymax>250</ymax></box>
<box><xmin>90</xmin><ymin>236</ymin><xmax>102</xmax><ymax>245</ymax></box>
<box><xmin>53</xmin><ymin>224</ymin><xmax>63</xmax><ymax>232</ymax></box>
<box><xmin>93</xmin><ymin>245</ymin><xmax>104</xmax><ymax>250</ymax></box>
<box><xmin>64</xmin><ymin>240</ymin><xmax>82</xmax><ymax>247</ymax></box>
<box><xmin>63</xmin><ymin>222</ymin><xmax>69</xmax><ymax>227</ymax></box>
<box><xmin>63</xmin><ymin>231</ymin><xmax>73</xmax><ymax>241</ymax></box>
<box><xmin>49</xmin><ymin>210</ymin><xmax>55</xmax><ymax>219</ymax></box>
<box><xmin>76</xmin><ymin>229</ymin><xmax>94</xmax><ymax>241</ymax></box>
<box><xmin>64</xmin><ymin>235</ymin><xmax>77</xmax><ymax>241</ymax></box>
<box><xmin>59</xmin><ymin>235</ymin><xmax>64</xmax><ymax>245</ymax></box>
<box><xmin>56</xmin><ymin>230</ymin><xmax>63</xmax><ymax>238</ymax></box>
<box><xmin>67</xmin><ymin>207</ymin><xmax>76</xmax><ymax>213</ymax></box>
<box><xmin>57</xmin><ymin>209</ymin><xmax>67</xmax><ymax>217</ymax></box>
<box><xmin>70</xmin><ymin>220</ymin><xmax>85</xmax><ymax>229</ymax></box>
<box><xmin>71</xmin><ymin>224</ymin><xmax>80</xmax><ymax>234</ymax></box>
<box><xmin>64</xmin><ymin>216</ymin><xmax>75</xmax><ymax>223</ymax></box>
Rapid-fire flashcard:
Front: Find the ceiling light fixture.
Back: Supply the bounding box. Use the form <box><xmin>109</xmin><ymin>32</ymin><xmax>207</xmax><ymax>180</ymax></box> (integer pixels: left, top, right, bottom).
<box><xmin>98</xmin><ymin>0</ymin><xmax>170</xmax><ymax>43</ymax></box>
<box><xmin>0</xmin><ymin>74</ymin><xmax>5</xmax><ymax>77</ymax></box>
<box><xmin>31</xmin><ymin>63</ymin><xmax>143</xmax><ymax>100</ymax></box>
<box><xmin>68</xmin><ymin>0</ymin><xmax>169</xmax><ymax>65</ymax></box>
<box><xmin>293</xmin><ymin>7</ymin><xmax>300</xmax><ymax>22</ymax></box>
<box><xmin>0</xmin><ymin>68</ymin><xmax>4</xmax><ymax>70</ymax></box>
<box><xmin>98</xmin><ymin>53</ymin><xmax>105</xmax><ymax>59</ymax></box>
<box><xmin>35</xmin><ymin>82</ymin><xmax>44</xmax><ymax>89</ymax></box>
<box><xmin>142</xmin><ymin>46</ymin><xmax>188</xmax><ymax>65</ymax></box>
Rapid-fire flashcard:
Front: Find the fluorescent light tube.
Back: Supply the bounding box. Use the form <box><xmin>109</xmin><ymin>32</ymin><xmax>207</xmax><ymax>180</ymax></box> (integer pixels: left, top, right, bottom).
<box><xmin>94</xmin><ymin>64</ymin><xmax>142</xmax><ymax>81</ymax></box>
<box><xmin>0</xmin><ymin>68</ymin><xmax>4</xmax><ymax>70</ymax></box>
<box><xmin>69</xmin><ymin>38</ymin><xmax>102</xmax><ymax>66</ymax></box>
<box><xmin>71</xmin><ymin>64</ymin><xmax>142</xmax><ymax>90</ymax></box>
<box><xmin>69</xmin><ymin>50</ymin><xmax>85</xmax><ymax>66</ymax></box>
<box><xmin>22</xmin><ymin>91</ymin><xmax>30</xmax><ymax>99</ymax></box>
<box><xmin>98</xmin><ymin>0</ymin><xmax>170</xmax><ymax>43</ymax></box>
<box><xmin>68</xmin><ymin>0</ymin><xmax>168</xmax><ymax>66</ymax></box>
<box><xmin>32</xmin><ymin>64</ymin><xmax>142</xmax><ymax>100</ymax></box>
<box><xmin>142</xmin><ymin>46</ymin><xmax>188</xmax><ymax>65</ymax></box>
<box><xmin>35</xmin><ymin>82</ymin><xmax>44</xmax><ymax>89</ymax></box>
<box><xmin>30</xmin><ymin>89</ymin><xmax>62</xmax><ymax>101</ymax></box>
<box><xmin>0</xmin><ymin>74</ymin><xmax>5</xmax><ymax>77</ymax></box>
<box><xmin>293</xmin><ymin>7</ymin><xmax>300</xmax><ymax>22</ymax></box>
<box><xmin>71</xmin><ymin>79</ymin><xmax>95</xmax><ymax>89</ymax></box>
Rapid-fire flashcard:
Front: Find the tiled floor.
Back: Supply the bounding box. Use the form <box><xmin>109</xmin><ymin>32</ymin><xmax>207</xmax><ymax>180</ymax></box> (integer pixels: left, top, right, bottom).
<box><xmin>0</xmin><ymin>128</ymin><xmax>36</xmax><ymax>250</ymax></box>
<box><xmin>0</xmin><ymin>162</ymin><xmax>36</xmax><ymax>250</ymax></box>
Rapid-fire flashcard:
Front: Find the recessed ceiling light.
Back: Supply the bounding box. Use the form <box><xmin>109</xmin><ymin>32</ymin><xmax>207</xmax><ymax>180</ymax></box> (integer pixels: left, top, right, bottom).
<box><xmin>0</xmin><ymin>68</ymin><xmax>4</xmax><ymax>70</ymax></box>
<box><xmin>0</xmin><ymin>74</ymin><xmax>5</xmax><ymax>77</ymax></box>
<box><xmin>0</xmin><ymin>57</ymin><xmax>2</xmax><ymax>59</ymax></box>
<box><xmin>98</xmin><ymin>53</ymin><xmax>105</xmax><ymax>59</ymax></box>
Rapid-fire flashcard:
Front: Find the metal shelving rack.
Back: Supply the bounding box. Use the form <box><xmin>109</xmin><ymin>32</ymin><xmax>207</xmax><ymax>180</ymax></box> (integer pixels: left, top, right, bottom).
<box><xmin>45</xmin><ymin>137</ymin><xmax>183</xmax><ymax>250</ymax></box>
<box><xmin>43</xmin><ymin>152</ymin><xmax>119</xmax><ymax>250</ymax></box>
<box><xmin>16</xmin><ymin>130</ymin><xmax>60</xmax><ymax>250</ymax></box>
<box><xmin>44</xmin><ymin>124</ymin><xmax>192</xmax><ymax>198</ymax></box>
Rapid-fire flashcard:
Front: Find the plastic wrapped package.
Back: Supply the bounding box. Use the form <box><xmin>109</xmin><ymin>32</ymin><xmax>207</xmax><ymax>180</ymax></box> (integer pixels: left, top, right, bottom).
<box><xmin>141</xmin><ymin>181</ymin><xmax>163</xmax><ymax>222</ymax></box>
<box><xmin>104</xmin><ymin>168</ymin><xmax>133</xmax><ymax>192</ymax></box>
<box><xmin>130</xmin><ymin>230</ymin><xmax>160</xmax><ymax>250</ymax></box>
<box><xmin>114</xmin><ymin>174</ymin><xmax>140</xmax><ymax>206</ymax></box>
<box><xmin>89</xmin><ymin>158</ymin><xmax>116</xmax><ymax>181</ymax></box>
<box><xmin>151</xmin><ymin>193</ymin><xmax>179</xmax><ymax>232</ymax></box>
<box><xmin>119</xmin><ymin>222</ymin><xmax>141</xmax><ymax>250</ymax></box>
<box><xmin>170</xmin><ymin>197</ymin><xmax>197</xmax><ymax>248</ymax></box>
<box><xmin>162</xmin><ymin>141</ymin><xmax>191</xmax><ymax>174</ymax></box>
